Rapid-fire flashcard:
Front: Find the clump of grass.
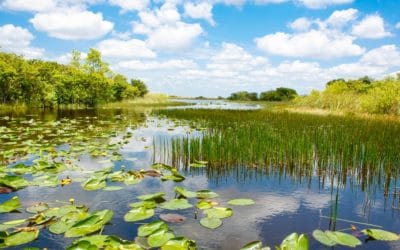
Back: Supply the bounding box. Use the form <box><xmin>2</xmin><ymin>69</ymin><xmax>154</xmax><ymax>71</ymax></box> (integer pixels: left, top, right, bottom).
<box><xmin>156</xmin><ymin>108</ymin><xmax>400</xmax><ymax>189</ymax></box>
<box><xmin>102</xmin><ymin>93</ymin><xmax>187</xmax><ymax>108</ymax></box>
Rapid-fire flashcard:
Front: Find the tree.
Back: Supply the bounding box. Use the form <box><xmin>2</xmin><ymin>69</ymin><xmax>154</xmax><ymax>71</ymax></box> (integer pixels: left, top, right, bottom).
<box><xmin>84</xmin><ymin>48</ymin><xmax>110</xmax><ymax>76</ymax></box>
<box><xmin>131</xmin><ymin>79</ymin><xmax>148</xmax><ymax>97</ymax></box>
<box><xmin>228</xmin><ymin>91</ymin><xmax>258</xmax><ymax>101</ymax></box>
<box><xmin>260</xmin><ymin>87</ymin><xmax>297</xmax><ymax>101</ymax></box>
<box><xmin>70</xmin><ymin>49</ymin><xmax>81</xmax><ymax>69</ymax></box>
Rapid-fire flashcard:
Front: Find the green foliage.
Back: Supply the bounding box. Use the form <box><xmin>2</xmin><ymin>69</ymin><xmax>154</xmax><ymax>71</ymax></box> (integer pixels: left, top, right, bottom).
<box><xmin>228</xmin><ymin>91</ymin><xmax>258</xmax><ymax>101</ymax></box>
<box><xmin>131</xmin><ymin>79</ymin><xmax>149</xmax><ymax>97</ymax></box>
<box><xmin>0</xmin><ymin>49</ymin><xmax>148</xmax><ymax>107</ymax></box>
<box><xmin>298</xmin><ymin>75</ymin><xmax>400</xmax><ymax>115</ymax></box>
<box><xmin>260</xmin><ymin>87</ymin><xmax>298</xmax><ymax>101</ymax></box>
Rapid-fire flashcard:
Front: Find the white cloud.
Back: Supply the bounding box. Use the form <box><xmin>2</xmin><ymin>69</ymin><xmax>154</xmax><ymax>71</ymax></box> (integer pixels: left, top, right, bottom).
<box><xmin>1</xmin><ymin>0</ymin><xmax>56</xmax><ymax>12</ymax></box>
<box><xmin>117</xmin><ymin>59</ymin><xmax>197</xmax><ymax>71</ymax></box>
<box><xmin>132</xmin><ymin>2</ymin><xmax>203</xmax><ymax>51</ymax></box>
<box><xmin>396</xmin><ymin>22</ymin><xmax>400</xmax><ymax>29</ymax></box>
<box><xmin>288</xmin><ymin>17</ymin><xmax>312</xmax><ymax>32</ymax></box>
<box><xmin>109</xmin><ymin>0</ymin><xmax>149</xmax><ymax>12</ymax></box>
<box><xmin>360</xmin><ymin>45</ymin><xmax>400</xmax><ymax>67</ymax></box>
<box><xmin>255</xmin><ymin>29</ymin><xmax>364</xmax><ymax>59</ymax></box>
<box><xmin>296</xmin><ymin>0</ymin><xmax>354</xmax><ymax>9</ymax></box>
<box><xmin>184</xmin><ymin>2</ymin><xmax>215</xmax><ymax>26</ymax></box>
<box><xmin>0</xmin><ymin>24</ymin><xmax>44</xmax><ymax>58</ymax></box>
<box><xmin>325</xmin><ymin>8</ymin><xmax>358</xmax><ymax>28</ymax></box>
<box><xmin>96</xmin><ymin>38</ymin><xmax>156</xmax><ymax>59</ymax></box>
<box><xmin>30</xmin><ymin>9</ymin><xmax>114</xmax><ymax>40</ymax></box>
<box><xmin>352</xmin><ymin>14</ymin><xmax>391</xmax><ymax>39</ymax></box>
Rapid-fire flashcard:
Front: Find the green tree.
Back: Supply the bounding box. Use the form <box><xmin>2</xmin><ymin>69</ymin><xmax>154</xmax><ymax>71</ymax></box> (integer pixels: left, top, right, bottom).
<box><xmin>131</xmin><ymin>79</ymin><xmax>148</xmax><ymax>97</ymax></box>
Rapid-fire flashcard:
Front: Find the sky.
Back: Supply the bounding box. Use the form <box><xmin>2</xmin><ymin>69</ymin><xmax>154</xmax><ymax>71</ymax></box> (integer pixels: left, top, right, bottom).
<box><xmin>0</xmin><ymin>0</ymin><xmax>399</xmax><ymax>97</ymax></box>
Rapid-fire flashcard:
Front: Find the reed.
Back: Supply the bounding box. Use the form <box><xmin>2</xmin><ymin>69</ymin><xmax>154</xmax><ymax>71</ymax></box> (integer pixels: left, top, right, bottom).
<box><xmin>156</xmin><ymin>108</ymin><xmax>400</xmax><ymax>188</ymax></box>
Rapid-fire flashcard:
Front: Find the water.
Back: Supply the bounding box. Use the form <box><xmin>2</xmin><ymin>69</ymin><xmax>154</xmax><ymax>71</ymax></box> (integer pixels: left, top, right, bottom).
<box><xmin>0</xmin><ymin>105</ymin><xmax>399</xmax><ymax>249</ymax></box>
<box><xmin>169</xmin><ymin>99</ymin><xmax>261</xmax><ymax>110</ymax></box>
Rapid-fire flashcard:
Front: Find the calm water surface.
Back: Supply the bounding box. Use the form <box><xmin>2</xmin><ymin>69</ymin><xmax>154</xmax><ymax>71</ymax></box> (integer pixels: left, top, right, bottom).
<box><xmin>0</xmin><ymin>104</ymin><xmax>399</xmax><ymax>249</ymax></box>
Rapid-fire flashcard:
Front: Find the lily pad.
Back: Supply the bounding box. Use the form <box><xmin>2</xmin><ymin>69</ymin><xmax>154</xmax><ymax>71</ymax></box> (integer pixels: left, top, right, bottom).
<box><xmin>240</xmin><ymin>241</ymin><xmax>265</xmax><ymax>250</ymax></box>
<box><xmin>196</xmin><ymin>190</ymin><xmax>219</xmax><ymax>199</ymax></box>
<box><xmin>0</xmin><ymin>219</ymin><xmax>26</xmax><ymax>231</ymax></box>
<box><xmin>0</xmin><ymin>196</ymin><xmax>21</xmax><ymax>213</ymax></box>
<box><xmin>26</xmin><ymin>202</ymin><xmax>49</xmax><ymax>214</ymax></box>
<box><xmin>138</xmin><ymin>192</ymin><xmax>166</xmax><ymax>201</ymax></box>
<box><xmin>161</xmin><ymin>237</ymin><xmax>196</xmax><ymax>250</ymax></box>
<box><xmin>0</xmin><ymin>175</ymin><xmax>29</xmax><ymax>190</ymax></box>
<box><xmin>324</xmin><ymin>231</ymin><xmax>362</xmax><ymax>247</ymax></box>
<box><xmin>160</xmin><ymin>214</ymin><xmax>186</xmax><ymax>223</ymax></box>
<box><xmin>129</xmin><ymin>201</ymin><xmax>157</xmax><ymax>209</ymax></box>
<box><xmin>204</xmin><ymin>207</ymin><xmax>233</xmax><ymax>219</ymax></box>
<box><xmin>160</xmin><ymin>199</ymin><xmax>193</xmax><ymax>210</ymax></box>
<box><xmin>200</xmin><ymin>217</ymin><xmax>222</xmax><ymax>229</ymax></box>
<box><xmin>280</xmin><ymin>233</ymin><xmax>308</xmax><ymax>250</ymax></box>
<box><xmin>124</xmin><ymin>207</ymin><xmax>155</xmax><ymax>222</ymax></box>
<box><xmin>227</xmin><ymin>198</ymin><xmax>255</xmax><ymax>206</ymax></box>
<box><xmin>65</xmin><ymin>210</ymin><xmax>113</xmax><ymax>237</ymax></box>
<box><xmin>138</xmin><ymin>221</ymin><xmax>168</xmax><ymax>237</ymax></box>
<box><xmin>103</xmin><ymin>186</ymin><xmax>123</xmax><ymax>191</ymax></box>
<box><xmin>82</xmin><ymin>177</ymin><xmax>106</xmax><ymax>191</ymax></box>
<box><xmin>361</xmin><ymin>229</ymin><xmax>400</xmax><ymax>241</ymax></box>
<box><xmin>312</xmin><ymin>230</ymin><xmax>336</xmax><ymax>247</ymax></box>
<box><xmin>67</xmin><ymin>240</ymin><xmax>98</xmax><ymax>250</ymax></box>
<box><xmin>196</xmin><ymin>200</ymin><xmax>216</xmax><ymax>210</ymax></box>
<box><xmin>4</xmin><ymin>228</ymin><xmax>39</xmax><ymax>247</ymax></box>
<box><xmin>71</xmin><ymin>235</ymin><xmax>109</xmax><ymax>248</ymax></box>
<box><xmin>174</xmin><ymin>186</ymin><xmax>197</xmax><ymax>198</ymax></box>
<box><xmin>147</xmin><ymin>228</ymin><xmax>175</xmax><ymax>248</ymax></box>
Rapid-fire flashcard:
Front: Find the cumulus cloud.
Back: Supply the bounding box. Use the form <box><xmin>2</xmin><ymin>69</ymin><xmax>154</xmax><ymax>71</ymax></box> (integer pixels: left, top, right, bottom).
<box><xmin>360</xmin><ymin>45</ymin><xmax>400</xmax><ymax>67</ymax></box>
<box><xmin>1</xmin><ymin>0</ymin><xmax>56</xmax><ymax>12</ymax></box>
<box><xmin>325</xmin><ymin>8</ymin><xmax>358</xmax><ymax>28</ymax></box>
<box><xmin>352</xmin><ymin>14</ymin><xmax>391</xmax><ymax>39</ymax></box>
<box><xmin>109</xmin><ymin>0</ymin><xmax>149</xmax><ymax>12</ymax></box>
<box><xmin>184</xmin><ymin>2</ymin><xmax>215</xmax><ymax>26</ymax></box>
<box><xmin>296</xmin><ymin>0</ymin><xmax>354</xmax><ymax>9</ymax></box>
<box><xmin>0</xmin><ymin>24</ymin><xmax>44</xmax><ymax>58</ymax></box>
<box><xmin>96</xmin><ymin>38</ymin><xmax>156</xmax><ymax>59</ymax></box>
<box><xmin>132</xmin><ymin>2</ymin><xmax>203</xmax><ymax>51</ymax></box>
<box><xmin>30</xmin><ymin>9</ymin><xmax>114</xmax><ymax>40</ymax></box>
<box><xmin>255</xmin><ymin>30</ymin><xmax>364</xmax><ymax>59</ymax></box>
<box><xmin>288</xmin><ymin>17</ymin><xmax>312</xmax><ymax>32</ymax></box>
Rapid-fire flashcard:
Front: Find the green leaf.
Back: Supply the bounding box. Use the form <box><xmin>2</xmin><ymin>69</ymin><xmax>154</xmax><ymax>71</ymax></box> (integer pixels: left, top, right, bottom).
<box><xmin>0</xmin><ymin>196</ymin><xmax>21</xmax><ymax>213</ymax></box>
<box><xmin>161</xmin><ymin>237</ymin><xmax>197</xmax><ymax>250</ymax></box>
<box><xmin>124</xmin><ymin>207</ymin><xmax>154</xmax><ymax>222</ymax></box>
<box><xmin>103</xmin><ymin>186</ymin><xmax>123</xmax><ymax>191</ymax></box>
<box><xmin>200</xmin><ymin>217</ymin><xmax>222</xmax><ymax>229</ymax></box>
<box><xmin>147</xmin><ymin>228</ymin><xmax>175</xmax><ymax>248</ymax></box>
<box><xmin>312</xmin><ymin>230</ymin><xmax>336</xmax><ymax>247</ymax></box>
<box><xmin>26</xmin><ymin>202</ymin><xmax>49</xmax><ymax>214</ymax></box>
<box><xmin>138</xmin><ymin>192</ymin><xmax>166</xmax><ymax>201</ymax></box>
<box><xmin>65</xmin><ymin>210</ymin><xmax>113</xmax><ymax>237</ymax></box>
<box><xmin>196</xmin><ymin>190</ymin><xmax>219</xmax><ymax>199</ymax></box>
<box><xmin>280</xmin><ymin>233</ymin><xmax>308</xmax><ymax>250</ymax></box>
<box><xmin>361</xmin><ymin>229</ymin><xmax>400</xmax><ymax>241</ymax></box>
<box><xmin>138</xmin><ymin>221</ymin><xmax>168</xmax><ymax>237</ymax></box>
<box><xmin>227</xmin><ymin>198</ymin><xmax>255</xmax><ymax>206</ymax></box>
<box><xmin>129</xmin><ymin>201</ymin><xmax>157</xmax><ymax>209</ymax></box>
<box><xmin>204</xmin><ymin>207</ymin><xmax>233</xmax><ymax>219</ymax></box>
<box><xmin>160</xmin><ymin>199</ymin><xmax>193</xmax><ymax>210</ymax></box>
<box><xmin>72</xmin><ymin>235</ymin><xmax>109</xmax><ymax>248</ymax></box>
<box><xmin>325</xmin><ymin>231</ymin><xmax>361</xmax><ymax>248</ymax></box>
<box><xmin>174</xmin><ymin>186</ymin><xmax>197</xmax><ymax>198</ymax></box>
<box><xmin>196</xmin><ymin>200</ymin><xmax>215</xmax><ymax>210</ymax></box>
<box><xmin>67</xmin><ymin>240</ymin><xmax>98</xmax><ymax>250</ymax></box>
<box><xmin>4</xmin><ymin>229</ymin><xmax>39</xmax><ymax>247</ymax></box>
<box><xmin>240</xmin><ymin>241</ymin><xmax>263</xmax><ymax>250</ymax></box>
<box><xmin>82</xmin><ymin>177</ymin><xmax>106</xmax><ymax>191</ymax></box>
<box><xmin>0</xmin><ymin>175</ymin><xmax>29</xmax><ymax>190</ymax></box>
<box><xmin>49</xmin><ymin>211</ymin><xmax>89</xmax><ymax>234</ymax></box>
<box><xmin>0</xmin><ymin>219</ymin><xmax>26</xmax><ymax>231</ymax></box>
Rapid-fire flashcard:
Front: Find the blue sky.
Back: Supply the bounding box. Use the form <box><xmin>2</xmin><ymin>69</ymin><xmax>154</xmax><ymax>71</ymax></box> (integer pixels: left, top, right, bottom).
<box><xmin>0</xmin><ymin>0</ymin><xmax>399</xmax><ymax>97</ymax></box>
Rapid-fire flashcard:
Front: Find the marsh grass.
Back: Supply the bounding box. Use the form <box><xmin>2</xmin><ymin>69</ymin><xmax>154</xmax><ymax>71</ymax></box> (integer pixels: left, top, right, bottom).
<box><xmin>157</xmin><ymin>109</ymin><xmax>400</xmax><ymax>190</ymax></box>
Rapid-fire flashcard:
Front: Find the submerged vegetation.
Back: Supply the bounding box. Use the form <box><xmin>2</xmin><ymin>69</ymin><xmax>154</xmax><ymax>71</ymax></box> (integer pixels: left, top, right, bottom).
<box><xmin>0</xmin><ymin>49</ymin><xmax>147</xmax><ymax>107</ymax></box>
<box><xmin>297</xmin><ymin>75</ymin><xmax>400</xmax><ymax>115</ymax></box>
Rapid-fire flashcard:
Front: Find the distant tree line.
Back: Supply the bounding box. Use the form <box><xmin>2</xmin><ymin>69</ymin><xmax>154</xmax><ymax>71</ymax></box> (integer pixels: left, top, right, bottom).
<box><xmin>0</xmin><ymin>49</ymin><xmax>148</xmax><ymax>107</ymax></box>
<box><xmin>227</xmin><ymin>87</ymin><xmax>298</xmax><ymax>101</ymax></box>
